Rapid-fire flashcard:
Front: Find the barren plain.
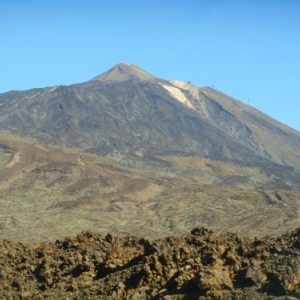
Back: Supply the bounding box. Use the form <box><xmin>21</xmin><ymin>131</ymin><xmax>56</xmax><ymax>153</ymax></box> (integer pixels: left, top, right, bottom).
<box><xmin>0</xmin><ymin>131</ymin><xmax>299</xmax><ymax>244</ymax></box>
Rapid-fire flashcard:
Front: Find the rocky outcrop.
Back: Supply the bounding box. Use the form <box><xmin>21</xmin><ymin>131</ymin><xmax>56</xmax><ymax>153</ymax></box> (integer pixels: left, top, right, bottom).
<box><xmin>2</xmin><ymin>228</ymin><xmax>300</xmax><ymax>299</ymax></box>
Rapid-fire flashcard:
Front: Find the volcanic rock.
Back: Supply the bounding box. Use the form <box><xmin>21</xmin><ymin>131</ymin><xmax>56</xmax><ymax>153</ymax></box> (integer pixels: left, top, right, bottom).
<box><xmin>2</xmin><ymin>228</ymin><xmax>300</xmax><ymax>299</ymax></box>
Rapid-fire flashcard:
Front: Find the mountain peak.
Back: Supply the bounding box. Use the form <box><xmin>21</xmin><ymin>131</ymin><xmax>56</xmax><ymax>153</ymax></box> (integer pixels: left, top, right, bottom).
<box><xmin>92</xmin><ymin>63</ymin><xmax>157</xmax><ymax>82</ymax></box>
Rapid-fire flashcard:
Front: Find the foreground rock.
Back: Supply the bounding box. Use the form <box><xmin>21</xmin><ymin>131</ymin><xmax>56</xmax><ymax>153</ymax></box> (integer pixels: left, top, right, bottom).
<box><xmin>1</xmin><ymin>228</ymin><xmax>300</xmax><ymax>299</ymax></box>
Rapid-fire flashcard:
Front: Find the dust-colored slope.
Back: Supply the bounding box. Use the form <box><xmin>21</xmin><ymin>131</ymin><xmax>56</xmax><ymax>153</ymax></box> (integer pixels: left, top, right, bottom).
<box><xmin>0</xmin><ymin>132</ymin><xmax>300</xmax><ymax>243</ymax></box>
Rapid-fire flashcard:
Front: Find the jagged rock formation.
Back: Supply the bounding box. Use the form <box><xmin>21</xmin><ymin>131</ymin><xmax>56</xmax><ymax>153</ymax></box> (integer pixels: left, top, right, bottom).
<box><xmin>1</xmin><ymin>228</ymin><xmax>300</xmax><ymax>299</ymax></box>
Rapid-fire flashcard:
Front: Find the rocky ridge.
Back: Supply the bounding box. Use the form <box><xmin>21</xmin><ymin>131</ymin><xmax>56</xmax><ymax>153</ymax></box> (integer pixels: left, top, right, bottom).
<box><xmin>1</xmin><ymin>228</ymin><xmax>300</xmax><ymax>299</ymax></box>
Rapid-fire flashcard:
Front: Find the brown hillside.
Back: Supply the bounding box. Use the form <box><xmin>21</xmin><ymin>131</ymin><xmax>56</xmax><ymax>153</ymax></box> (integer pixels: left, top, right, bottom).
<box><xmin>0</xmin><ymin>132</ymin><xmax>300</xmax><ymax>243</ymax></box>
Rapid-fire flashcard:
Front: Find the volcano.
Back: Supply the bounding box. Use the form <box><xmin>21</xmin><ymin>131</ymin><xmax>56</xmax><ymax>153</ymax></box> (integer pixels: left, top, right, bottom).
<box><xmin>0</xmin><ymin>63</ymin><xmax>299</xmax><ymax>171</ymax></box>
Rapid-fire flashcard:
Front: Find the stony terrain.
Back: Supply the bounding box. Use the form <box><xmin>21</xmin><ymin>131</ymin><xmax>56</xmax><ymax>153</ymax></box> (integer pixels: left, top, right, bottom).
<box><xmin>2</xmin><ymin>227</ymin><xmax>300</xmax><ymax>299</ymax></box>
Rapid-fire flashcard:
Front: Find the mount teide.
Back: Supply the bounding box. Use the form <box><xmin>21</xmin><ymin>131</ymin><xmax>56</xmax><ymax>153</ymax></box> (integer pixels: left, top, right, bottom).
<box><xmin>1</xmin><ymin>64</ymin><xmax>300</xmax><ymax>242</ymax></box>
<box><xmin>1</xmin><ymin>63</ymin><xmax>300</xmax><ymax>172</ymax></box>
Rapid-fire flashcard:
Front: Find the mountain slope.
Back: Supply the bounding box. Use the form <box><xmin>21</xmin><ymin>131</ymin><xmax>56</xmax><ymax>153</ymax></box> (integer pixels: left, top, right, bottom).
<box><xmin>166</xmin><ymin>81</ymin><xmax>300</xmax><ymax>167</ymax></box>
<box><xmin>0</xmin><ymin>63</ymin><xmax>299</xmax><ymax>173</ymax></box>
<box><xmin>0</xmin><ymin>131</ymin><xmax>300</xmax><ymax>243</ymax></box>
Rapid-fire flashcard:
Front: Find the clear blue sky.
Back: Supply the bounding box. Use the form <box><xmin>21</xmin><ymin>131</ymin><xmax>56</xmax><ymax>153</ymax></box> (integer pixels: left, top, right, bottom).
<box><xmin>1</xmin><ymin>0</ymin><xmax>300</xmax><ymax>131</ymax></box>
